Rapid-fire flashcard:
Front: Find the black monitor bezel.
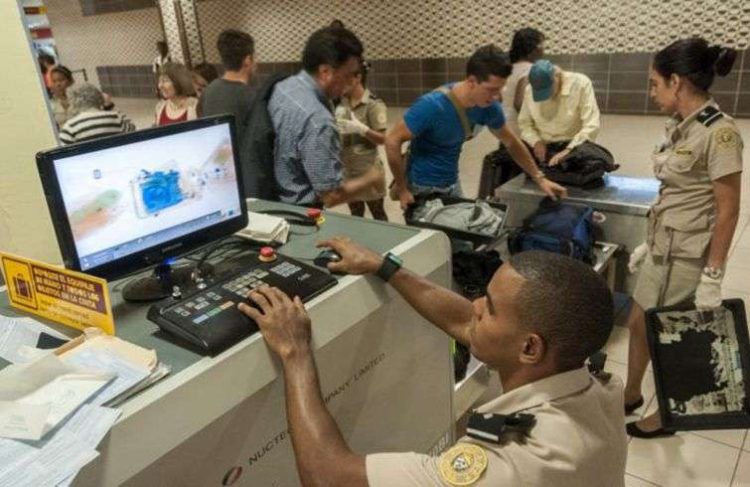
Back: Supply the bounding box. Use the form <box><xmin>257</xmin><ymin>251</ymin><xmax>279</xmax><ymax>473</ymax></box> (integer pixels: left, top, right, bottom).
<box><xmin>36</xmin><ymin>115</ymin><xmax>248</xmax><ymax>281</ymax></box>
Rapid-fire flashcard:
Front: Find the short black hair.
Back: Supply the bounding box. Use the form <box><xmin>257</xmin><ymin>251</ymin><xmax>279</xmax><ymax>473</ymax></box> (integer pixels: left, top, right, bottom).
<box><xmin>509</xmin><ymin>28</ymin><xmax>545</xmax><ymax>63</ymax></box>
<box><xmin>653</xmin><ymin>37</ymin><xmax>738</xmax><ymax>92</ymax></box>
<box><xmin>193</xmin><ymin>62</ymin><xmax>219</xmax><ymax>84</ymax></box>
<box><xmin>217</xmin><ymin>29</ymin><xmax>255</xmax><ymax>71</ymax></box>
<box><xmin>509</xmin><ymin>251</ymin><xmax>614</xmax><ymax>371</ymax></box>
<box><xmin>466</xmin><ymin>44</ymin><xmax>512</xmax><ymax>82</ymax></box>
<box><xmin>50</xmin><ymin>65</ymin><xmax>73</xmax><ymax>84</ymax></box>
<box><xmin>302</xmin><ymin>26</ymin><xmax>363</xmax><ymax>74</ymax></box>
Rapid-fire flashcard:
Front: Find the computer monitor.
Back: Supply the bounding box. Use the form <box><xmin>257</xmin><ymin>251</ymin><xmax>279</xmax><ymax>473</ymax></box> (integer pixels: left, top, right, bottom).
<box><xmin>36</xmin><ymin>115</ymin><xmax>248</xmax><ymax>300</ymax></box>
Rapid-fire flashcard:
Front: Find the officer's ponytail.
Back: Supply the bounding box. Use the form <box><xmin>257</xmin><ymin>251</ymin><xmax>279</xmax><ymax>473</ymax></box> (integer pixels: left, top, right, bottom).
<box><xmin>711</xmin><ymin>45</ymin><xmax>738</xmax><ymax>77</ymax></box>
<box><xmin>653</xmin><ymin>37</ymin><xmax>738</xmax><ymax>92</ymax></box>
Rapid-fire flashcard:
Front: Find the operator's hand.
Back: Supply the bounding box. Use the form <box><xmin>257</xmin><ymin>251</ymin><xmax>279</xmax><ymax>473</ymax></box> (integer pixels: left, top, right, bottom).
<box><xmin>533</xmin><ymin>141</ymin><xmax>547</xmax><ymax>162</ymax></box>
<box><xmin>548</xmin><ymin>148</ymin><xmax>572</xmax><ymax>167</ymax></box>
<box><xmin>536</xmin><ymin>177</ymin><xmax>567</xmax><ymax>200</ymax></box>
<box><xmin>695</xmin><ymin>274</ymin><xmax>723</xmax><ymax>310</ymax></box>
<box><xmin>317</xmin><ymin>236</ymin><xmax>383</xmax><ymax>275</ymax></box>
<box><xmin>337</xmin><ymin>113</ymin><xmax>369</xmax><ymax>136</ymax></box>
<box><xmin>628</xmin><ymin>243</ymin><xmax>648</xmax><ymax>273</ymax></box>
<box><xmin>238</xmin><ymin>286</ymin><xmax>311</xmax><ymax>360</ymax></box>
<box><xmin>398</xmin><ymin>186</ymin><xmax>415</xmax><ymax>209</ymax></box>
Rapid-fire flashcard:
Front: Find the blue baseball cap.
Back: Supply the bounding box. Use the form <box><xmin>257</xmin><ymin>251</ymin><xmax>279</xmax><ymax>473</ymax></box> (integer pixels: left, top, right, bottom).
<box><xmin>528</xmin><ymin>60</ymin><xmax>555</xmax><ymax>102</ymax></box>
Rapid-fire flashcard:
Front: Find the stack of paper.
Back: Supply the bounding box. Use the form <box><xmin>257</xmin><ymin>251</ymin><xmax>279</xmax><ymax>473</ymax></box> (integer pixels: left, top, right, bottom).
<box><xmin>56</xmin><ymin>328</ymin><xmax>171</xmax><ymax>408</ymax></box>
<box><xmin>0</xmin><ymin>315</ymin><xmax>71</xmax><ymax>364</ymax></box>
<box><xmin>0</xmin><ymin>327</ymin><xmax>170</xmax><ymax>485</ymax></box>
<box><xmin>236</xmin><ymin>211</ymin><xmax>290</xmax><ymax>244</ymax></box>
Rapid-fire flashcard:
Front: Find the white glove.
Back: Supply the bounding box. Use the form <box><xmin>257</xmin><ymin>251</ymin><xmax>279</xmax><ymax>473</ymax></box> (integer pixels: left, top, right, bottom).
<box><xmin>628</xmin><ymin>243</ymin><xmax>648</xmax><ymax>274</ymax></box>
<box><xmin>337</xmin><ymin>113</ymin><xmax>369</xmax><ymax>136</ymax></box>
<box><xmin>695</xmin><ymin>273</ymin><xmax>723</xmax><ymax>310</ymax></box>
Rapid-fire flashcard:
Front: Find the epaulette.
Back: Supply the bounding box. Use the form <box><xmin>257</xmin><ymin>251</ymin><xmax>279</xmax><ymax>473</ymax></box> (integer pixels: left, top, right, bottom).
<box><xmin>696</xmin><ymin>106</ymin><xmax>724</xmax><ymax>127</ymax></box>
<box><xmin>466</xmin><ymin>412</ymin><xmax>536</xmax><ymax>444</ymax></box>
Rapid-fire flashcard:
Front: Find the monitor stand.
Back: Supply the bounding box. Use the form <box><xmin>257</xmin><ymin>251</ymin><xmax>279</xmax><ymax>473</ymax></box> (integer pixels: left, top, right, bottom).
<box><xmin>122</xmin><ymin>261</ymin><xmax>214</xmax><ymax>302</ymax></box>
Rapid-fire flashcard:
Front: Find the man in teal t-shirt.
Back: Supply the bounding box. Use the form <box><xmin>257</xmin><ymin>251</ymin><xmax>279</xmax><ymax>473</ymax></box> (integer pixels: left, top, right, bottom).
<box><xmin>385</xmin><ymin>45</ymin><xmax>566</xmax><ymax>209</ymax></box>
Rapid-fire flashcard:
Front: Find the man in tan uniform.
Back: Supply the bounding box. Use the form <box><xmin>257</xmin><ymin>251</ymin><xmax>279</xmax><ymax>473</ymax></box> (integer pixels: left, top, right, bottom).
<box><xmin>238</xmin><ymin>244</ymin><xmax>628</xmax><ymax>486</ymax></box>
<box><xmin>336</xmin><ymin>60</ymin><xmax>389</xmax><ymax>220</ymax></box>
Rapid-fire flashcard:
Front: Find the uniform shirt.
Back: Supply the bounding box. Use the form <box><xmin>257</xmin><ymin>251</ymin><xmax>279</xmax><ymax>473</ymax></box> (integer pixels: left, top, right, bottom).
<box><xmin>518</xmin><ymin>71</ymin><xmax>600</xmax><ymax>149</ymax></box>
<box><xmin>501</xmin><ymin>61</ymin><xmax>532</xmax><ymax>135</ymax></box>
<box><xmin>198</xmin><ymin>78</ymin><xmax>256</xmax><ymax>141</ymax></box>
<box><xmin>269</xmin><ymin>70</ymin><xmax>342</xmax><ymax>205</ymax></box>
<box><xmin>339</xmin><ymin>89</ymin><xmax>388</xmax><ymax>178</ymax></box>
<box><xmin>647</xmin><ymin>100</ymin><xmax>743</xmax><ymax>259</ymax></box>
<box><xmin>59</xmin><ymin>109</ymin><xmax>135</xmax><ymax>145</ymax></box>
<box><xmin>366</xmin><ymin>367</ymin><xmax>627</xmax><ymax>486</ymax></box>
<box><xmin>404</xmin><ymin>84</ymin><xmax>505</xmax><ymax>188</ymax></box>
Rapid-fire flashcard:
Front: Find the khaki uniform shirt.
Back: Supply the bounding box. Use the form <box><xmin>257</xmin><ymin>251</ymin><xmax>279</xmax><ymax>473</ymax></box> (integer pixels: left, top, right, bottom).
<box><xmin>338</xmin><ymin>90</ymin><xmax>388</xmax><ymax>178</ymax></box>
<box><xmin>366</xmin><ymin>367</ymin><xmax>627</xmax><ymax>486</ymax></box>
<box><xmin>647</xmin><ymin>100</ymin><xmax>743</xmax><ymax>259</ymax></box>
<box><xmin>518</xmin><ymin>71</ymin><xmax>601</xmax><ymax>149</ymax></box>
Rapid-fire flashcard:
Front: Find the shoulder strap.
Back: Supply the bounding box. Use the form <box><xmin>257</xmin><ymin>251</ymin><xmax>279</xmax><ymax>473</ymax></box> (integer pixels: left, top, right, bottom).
<box><xmin>696</xmin><ymin>106</ymin><xmax>724</xmax><ymax>127</ymax></box>
<box><xmin>435</xmin><ymin>85</ymin><xmax>473</xmax><ymax>142</ymax></box>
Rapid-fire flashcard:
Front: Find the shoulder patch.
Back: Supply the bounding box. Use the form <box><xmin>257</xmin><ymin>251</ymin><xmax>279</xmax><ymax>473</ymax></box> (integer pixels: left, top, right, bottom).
<box><xmin>696</xmin><ymin>106</ymin><xmax>724</xmax><ymax>127</ymax></box>
<box><xmin>438</xmin><ymin>443</ymin><xmax>488</xmax><ymax>486</ymax></box>
<box><xmin>714</xmin><ymin>126</ymin><xmax>739</xmax><ymax>150</ymax></box>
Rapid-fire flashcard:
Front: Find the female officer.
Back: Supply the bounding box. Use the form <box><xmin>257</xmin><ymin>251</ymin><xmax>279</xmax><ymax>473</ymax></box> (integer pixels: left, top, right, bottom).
<box><xmin>336</xmin><ymin>60</ymin><xmax>389</xmax><ymax>221</ymax></box>
<box><xmin>624</xmin><ymin>37</ymin><xmax>743</xmax><ymax>438</ymax></box>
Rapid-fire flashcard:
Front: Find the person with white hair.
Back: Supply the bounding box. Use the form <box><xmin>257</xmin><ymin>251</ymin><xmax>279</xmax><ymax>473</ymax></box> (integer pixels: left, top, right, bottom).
<box><xmin>59</xmin><ymin>84</ymin><xmax>135</xmax><ymax>145</ymax></box>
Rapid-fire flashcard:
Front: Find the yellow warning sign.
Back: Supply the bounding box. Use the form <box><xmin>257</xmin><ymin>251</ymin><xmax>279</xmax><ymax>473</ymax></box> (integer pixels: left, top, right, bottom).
<box><xmin>0</xmin><ymin>252</ymin><xmax>115</xmax><ymax>335</ymax></box>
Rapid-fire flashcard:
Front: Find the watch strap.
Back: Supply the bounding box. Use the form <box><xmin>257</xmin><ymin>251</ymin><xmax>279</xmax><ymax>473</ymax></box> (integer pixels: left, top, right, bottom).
<box><xmin>376</xmin><ymin>253</ymin><xmax>402</xmax><ymax>282</ymax></box>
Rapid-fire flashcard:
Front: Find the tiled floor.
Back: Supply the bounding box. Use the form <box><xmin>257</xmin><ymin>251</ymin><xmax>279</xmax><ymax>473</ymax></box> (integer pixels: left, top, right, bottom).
<box><xmin>116</xmin><ymin>97</ymin><xmax>750</xmax><ymax>486</ymax></box>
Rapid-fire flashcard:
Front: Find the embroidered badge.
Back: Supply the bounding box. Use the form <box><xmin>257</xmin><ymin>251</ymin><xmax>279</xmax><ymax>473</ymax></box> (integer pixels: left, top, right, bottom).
<box><xmin>377</xmin><ymin>112</ymin><xmax>387</xmax><ymax>125</ymax></box>
<box><xmin>715</xmin><ymin>127</ymin><xmax>738</xmax><ymax>149</ymax></box>
<box><xmin>438</xmin><ymin>443</ymin><xmax>488</xmax><ymax>486</ymax></box>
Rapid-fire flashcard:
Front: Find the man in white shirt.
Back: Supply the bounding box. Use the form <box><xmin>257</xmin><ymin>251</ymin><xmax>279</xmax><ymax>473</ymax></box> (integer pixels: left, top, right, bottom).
<box><xmin>518</xmin><ymin>59</ymin><xmax>601</xmax><ymax>167</ymax></box>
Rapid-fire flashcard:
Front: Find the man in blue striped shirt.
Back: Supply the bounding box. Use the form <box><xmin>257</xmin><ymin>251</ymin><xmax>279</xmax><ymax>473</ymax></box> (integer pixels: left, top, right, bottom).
<box><xmin>269</xmin><ymin>27</ymin><xmax>383</xmax><ymax>207</ymax></box>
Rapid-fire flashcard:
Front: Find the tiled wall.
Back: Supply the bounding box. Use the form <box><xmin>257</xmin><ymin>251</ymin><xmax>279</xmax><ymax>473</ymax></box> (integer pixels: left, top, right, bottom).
<box><xmin>252</xmin><ymin>51</ymin><xmax>750</xmax><ymax>117</ymax></box>
<box><xmin>79</xmin><ymin>0</ymin><xmax>154</xmax><ymax>16</ymax></box>
<box><xmin>97</xmin><ymin>65</ymin><xmax>155</xmax><ymax>98</ymax></box>
<box><xmin>46</xmin><ymin>0</ymin><xmax>162</xmax><ymax>89</ymax></box>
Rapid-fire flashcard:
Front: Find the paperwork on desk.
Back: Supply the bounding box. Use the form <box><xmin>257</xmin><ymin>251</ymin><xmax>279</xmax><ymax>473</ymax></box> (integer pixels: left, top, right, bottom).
<box><xmin>0</xmin><ymin>315</ymin><xmax>70</xmax><ymax>364</ymax></box>
<box><xmin>0</xmin><ymin>326</ymin><xmax>170</xmax><ymax>486</ymax></box>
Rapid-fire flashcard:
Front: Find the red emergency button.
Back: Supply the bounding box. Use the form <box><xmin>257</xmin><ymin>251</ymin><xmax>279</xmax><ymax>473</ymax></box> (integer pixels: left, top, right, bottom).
<box><xmin>259</xmin><ymin>246</ymin><xmax>277</xmax><ymax>262</ymax></box>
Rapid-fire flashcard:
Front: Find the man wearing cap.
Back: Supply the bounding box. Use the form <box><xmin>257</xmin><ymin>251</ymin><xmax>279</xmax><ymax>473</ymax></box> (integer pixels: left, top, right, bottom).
<box><xmin>385</xmin><ymin>45</ymin><xmax>567</xmax><ymax>210</ymax></box>
<box><xmin>238</xmin><ymin>242</ymin><xmax>628</xmax><ymax>486</ymax></box>
<box><xmin>518</xmin><ymin>59</ymin><xmax>601</xmax><ymax>168</ymax></box>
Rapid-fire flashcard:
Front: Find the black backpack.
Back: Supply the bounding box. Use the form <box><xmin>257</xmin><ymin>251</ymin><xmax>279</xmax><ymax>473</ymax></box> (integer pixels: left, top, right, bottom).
<box><xmin>239</xmin><ymin>73</ymin><xmax>288</xmax><ymax>201</ymax></box>
<box><xmin>509</xmin><ymin>198</ymin><xmax>596</xmax><ymax>264</ymax></box>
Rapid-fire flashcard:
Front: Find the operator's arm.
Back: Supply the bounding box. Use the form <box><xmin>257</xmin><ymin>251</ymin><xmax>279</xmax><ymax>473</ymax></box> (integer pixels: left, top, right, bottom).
<box><xmin>238</xmin><ymin>289</ymin><xmax>368</xmax><ymax>487</ymax></box>
<box><xmin>319</xmin><ymin>237</ymin><xmax>475</xmax><ymax>344</ymax></box>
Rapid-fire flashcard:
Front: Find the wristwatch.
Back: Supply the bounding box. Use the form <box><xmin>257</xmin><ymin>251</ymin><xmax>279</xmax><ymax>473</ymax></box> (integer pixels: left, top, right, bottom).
<box><xmin>702</xmin><ymin>266</ymin><xmax>724</xmax><ymax>280</ymax></box>
<box><xmin>376</xmin><ymin>252</ymin><xmax>403</xmax><ymax>282</ymax></box>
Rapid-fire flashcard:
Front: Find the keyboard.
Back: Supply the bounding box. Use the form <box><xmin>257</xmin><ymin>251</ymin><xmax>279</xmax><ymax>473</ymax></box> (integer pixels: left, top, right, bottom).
<box><xmin>147</xmin><ymin>253</ymin><xmax>337</xmax><ymax>354</ymax></box>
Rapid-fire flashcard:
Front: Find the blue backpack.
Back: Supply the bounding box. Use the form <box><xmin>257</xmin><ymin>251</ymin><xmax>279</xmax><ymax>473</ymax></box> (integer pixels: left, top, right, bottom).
<box><xmin>509</xmin><ymin>199</ymin><xmax>595</xmax><ymax>264</ymax></box>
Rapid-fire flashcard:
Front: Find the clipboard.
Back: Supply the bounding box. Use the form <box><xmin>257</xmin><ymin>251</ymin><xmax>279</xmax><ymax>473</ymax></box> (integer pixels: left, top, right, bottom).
<box><xmin>645</xmin><ymin>299</ymin><xmax>750</xmax><ymax>431</ymax></box>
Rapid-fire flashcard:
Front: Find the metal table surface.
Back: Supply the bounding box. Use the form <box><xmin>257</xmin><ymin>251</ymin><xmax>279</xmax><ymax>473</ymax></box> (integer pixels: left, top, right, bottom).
<box><xmin>497</xmin><ymin>173</ymin><xmax>660</xmax><ymax>217</ymax></box>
